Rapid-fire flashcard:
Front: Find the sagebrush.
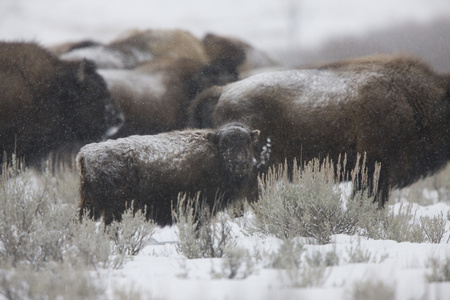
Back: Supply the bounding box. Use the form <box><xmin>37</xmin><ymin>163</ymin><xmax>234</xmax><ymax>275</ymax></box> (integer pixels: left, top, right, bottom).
<box><xmin>173</xmin><ymin>194</ymin><xmax>236</xmax><ymax>259</ymax></box>
<box><xmin>0</xmin><ymin>156</ymin><xmax>156</xmax><ymax>298</ymax></box>
<box><xmin>252</xmin><ymin>156</ymin><xmax>448</xmax><ymax>244</ymax></box>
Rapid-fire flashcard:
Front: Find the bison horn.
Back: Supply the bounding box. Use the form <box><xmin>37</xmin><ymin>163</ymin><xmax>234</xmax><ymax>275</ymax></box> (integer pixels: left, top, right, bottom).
<box><xmin>251</xmin><ymin>130</ymin><xmax>260</xmax><ymax>143</ymax></box>
<box><xmin>77</xmin><ymin>59</ymin><xmax>87</xmax><ymax>82</ymax></box>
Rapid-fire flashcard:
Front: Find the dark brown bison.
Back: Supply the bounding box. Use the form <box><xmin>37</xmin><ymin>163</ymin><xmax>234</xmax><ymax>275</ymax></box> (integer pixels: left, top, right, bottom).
<box><xmin>0</xmin><ymin>41</ymin><xmax>123</xmax><ymax>167</ymax></box>
<box><xmin>100</xmin><ymin>55</ymin><xmax>243</xmax><ymax>138</ymax></box>
<box><xmin>77</xmin><ymin>122</ymin><xmax>260</xmax><ymax>226</ymax></box>
<box><xmin>188</xmin><ymin>33</ymin><xmax>280</xmax><ymax>91</ymax></box>
<box><xmin>189</xmin><ymin>55</ymin><xmax>450</xmax><ymax>206</ymax></box>
<box><xmin>201</xmin><ymin>33</ymin><xmax>278</xmax><ymax>75</ymax></box>
<box><xmin>59</xmin><ymin>29</ymin><xmax>209</xmax><ymax>69</ymax></box>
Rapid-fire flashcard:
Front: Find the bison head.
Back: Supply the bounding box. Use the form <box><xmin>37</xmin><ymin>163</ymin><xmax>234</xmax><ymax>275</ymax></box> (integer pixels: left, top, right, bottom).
<box><xmin>51</xmin><ymin>59</ymin><xmax>124</xmax><ymax>144</ymax></box>
<box><xmin>207</xmin><ymin>122</ymin><xmax>260</xmax><ymax>185</ymax></box>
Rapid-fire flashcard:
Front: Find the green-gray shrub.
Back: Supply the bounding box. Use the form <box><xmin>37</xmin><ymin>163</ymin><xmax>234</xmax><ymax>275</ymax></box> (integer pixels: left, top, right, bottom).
<box><xmin>252</xmin><ymin>156</ymin><xmax>445</xmax><ymax>244</ymax></box>
<box><xmin>0</xmin><ymin>262</ymin><xmax>104</xmax><ymax>300</ymax></box>
<box><xmin>420</xmin><ymin>213</ymin><xmax>447</xmax><ymax>244</ymax></box>
<box><xmin>426</xmin><ymin>255</ymin><xmax>450</xmax><ymax>282</ymax></box>
<box><xmin>68</xmin><ymin>214</ymin><xmax>114</xmax><ymax>269</ymax></box>
<box><xmin>0</xmin><ymin>156</ymin><xmax>160</xmax><ymax>298</ymax></box>
<box><xmin>304</xmin><ymin>246</ymin><xmax>340</xmax><ymax>267</ymax></box>
<box><xmin>345</xmin><ymin>239</ymin><xmax>374</xmax><ymax>264</ymax></box>
<box><xmin>108</xmin><ymin>203</ymin><xmax>157</xmax><ymax>256</ymax></box>
<box><xmin>252</xmin><ymin>158</ymin><xmax>376</xmax><ymax>244</ymax></box>
<box><xmin>0</xmin><ymin>159</ymin><xmax>77</xmax><ymax>269</ymax></box>
<box><xmin>268</xmin><ymin>239</ymin><xmax>330</xmax><ymax>288</ymax></box>
<box><xmin>217</xmin><ymin>247</ymin><xmax>255</xmax><ymax>279</ymax></box>
<box><xmin>346</xmin><ymin>279</ymin><xmax>396</xmax><ymax>300</ymax></box>
<box><xmin>268</xmin><ymin>239</ymin><xmax>303</xmax><ymax>269</ymax></box>
<box><xmin>173</xmin><ymin>194</ymin><xmax>236</xmax><ymax>259</ymax></box>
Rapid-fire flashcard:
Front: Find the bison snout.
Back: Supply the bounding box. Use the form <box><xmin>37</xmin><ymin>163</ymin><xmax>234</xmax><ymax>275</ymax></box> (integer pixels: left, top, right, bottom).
<box><xmin>227</xmin><ymin>159</ymin><xmax>251</xmax><ymax>176</ymax></box>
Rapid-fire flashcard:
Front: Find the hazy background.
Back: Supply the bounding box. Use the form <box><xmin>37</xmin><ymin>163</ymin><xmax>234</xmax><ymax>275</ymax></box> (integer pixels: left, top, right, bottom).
<box><xmin>1</xmin><ymin>0</ymin><xmax>449</xmax><ymax>71</ymax></box>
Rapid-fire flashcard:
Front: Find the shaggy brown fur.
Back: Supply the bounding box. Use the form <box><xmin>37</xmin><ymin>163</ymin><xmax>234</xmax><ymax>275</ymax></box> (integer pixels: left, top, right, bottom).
<box><xmin>77</xmin><ymin>123</ymin><xmax>260</xmax><ymax>226</ymax></box>
<box><xmin>189</xmin><ymin>55</ymin><xmax>450</xmax><ymax>206</ymax></box>
<box><xmin>0</xmin><ymin>42</ymin><xmax>123</xmax><ymax>167</ymax></box>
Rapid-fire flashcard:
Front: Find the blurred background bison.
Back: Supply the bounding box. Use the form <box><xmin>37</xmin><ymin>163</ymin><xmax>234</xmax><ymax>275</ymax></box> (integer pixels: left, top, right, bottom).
<box><xmin>56</xmin><ymin>30</ymin><xmax>274</xmax><ymax>137</ymax></box>
<box><xmin>0</xmin><ymin>41</ymin><xmax>123</xmax><ymax>167</ymax></box>
<box><xmin>99</xmin><ymin>56</ymin><xmax>214</xmax><ymax>137</ymax></box>
<box><xmin>56</xmin><ymin>29</ymin><xmax>209</xmax><ymax>69</ymax></box>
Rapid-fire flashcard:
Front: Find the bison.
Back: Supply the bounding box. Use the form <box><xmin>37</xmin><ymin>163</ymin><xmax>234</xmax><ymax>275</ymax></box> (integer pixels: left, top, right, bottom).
<box><xmin>99</xmin><ymin>54</ymin><xmax>245</xmax><ymax>138</ymax></box>
<box><xmin>98</xmin><ymin>57</ymin><xmax>204</xmax><ymax>137</ymax></box>
<box><xmin>0</xmin><ymin>41</ymin><xmax>123</xmax><ymax>167</ymax></box>
<box><xmin>77</xmin><ymin>122</ymin><xmax>260</xmax><ymax>226</ymax></box>
<box><xmin>58</xmin><ymin>29</ymin><xmax>209</xmax><ymax>69</ymax></box>
<box><xmin>189</xmin><ymin>55</ymin><xmax>450</xmax><ymax>206</ymax></box>
<box><xmin>201</xmin><ymin>33</ymin><xmax>278</xmax><ymax>75</ymax></box>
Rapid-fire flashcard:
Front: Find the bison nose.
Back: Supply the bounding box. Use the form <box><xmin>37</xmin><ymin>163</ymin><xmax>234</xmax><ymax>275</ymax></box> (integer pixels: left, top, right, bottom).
<box><xmin>232</xmin><ymin>159</ymin><xmax>249</xmax><ymax>174</ymax></box>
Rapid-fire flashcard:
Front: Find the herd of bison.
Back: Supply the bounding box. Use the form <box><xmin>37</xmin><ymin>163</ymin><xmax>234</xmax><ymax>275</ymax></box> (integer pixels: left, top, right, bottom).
<box><xmin>1</xmin><ymin>28</ymin><xmax>450</xmax><ymax>226</ymax></box>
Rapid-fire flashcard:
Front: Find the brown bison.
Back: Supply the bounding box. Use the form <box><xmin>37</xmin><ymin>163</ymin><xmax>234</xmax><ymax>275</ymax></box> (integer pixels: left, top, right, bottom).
<box><xmin>0</xmin><ymin>41</ymin><xmax>123</xmax><ymax>167</ymax></box>
<box><xmin>201</xmin><ymin>33</ymin><xmax>278</xmax><ymax>75</ymax></box>
<box><xmin>99</xmin><ymin>55</ymin><xmax>243</xmax><ymax>138</ymax></box>
<box><xmin>59</xmin><ymin>29</ymin><xmax>209</xmax><ymax>69</ymax></box>
<box><xmin>77</xmin><ymin>122</ymin><xmax>260</xmax><ymax>226</ymax></box>
<box><xmin>189</xmin><ymin>55</ymin><xmax>450</xmax><ymax>206</ymax></box>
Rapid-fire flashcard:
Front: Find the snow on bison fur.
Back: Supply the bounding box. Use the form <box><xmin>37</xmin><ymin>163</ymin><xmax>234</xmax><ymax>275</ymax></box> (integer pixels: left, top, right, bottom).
<box><xmin>59</xmin><ymin>29</ymin><xmax>209</xmax><ymax>69</ymax></box>
<box><xmin>189</xmin><ymin>55</ymin><xmax>450</xmax><ymax>206</ymax></box>
<box><xmin>0</xmin><ymin>41</ymin><xmax>123</xmax><ymax>167</ymax></box>
<box><xmin>77</xmin><ymin>122</ymin><xmax>260</xmax><ymax>226</ymax></box>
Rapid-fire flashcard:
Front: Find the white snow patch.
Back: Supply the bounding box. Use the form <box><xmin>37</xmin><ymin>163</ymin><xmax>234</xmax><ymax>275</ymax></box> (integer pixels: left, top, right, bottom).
<box><xmin>99</xmin><ymin>68</ymin><xmax>166</xmax><ymax>99</ymax></box>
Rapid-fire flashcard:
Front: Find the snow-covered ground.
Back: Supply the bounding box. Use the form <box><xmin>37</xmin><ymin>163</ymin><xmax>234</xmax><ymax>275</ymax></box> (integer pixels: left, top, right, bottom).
<box><xmin>2</xmin><ymin>1</ymin><xmax>450</xmax><ymax>299</ymax></box>
<box><xmin>104</xmin><ymin>207</ymin><xmax>450</xmax><ymax>300</ymax></box>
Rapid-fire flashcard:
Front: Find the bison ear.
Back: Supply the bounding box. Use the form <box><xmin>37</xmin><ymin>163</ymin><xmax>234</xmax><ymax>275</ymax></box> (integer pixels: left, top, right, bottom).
<box><xmin>76</xmin><ymin>59</ymin><xmax>96</xmax><ymax>83</ymax></box>
<box><xmin>250</xmin><ymin>130</ymin><xmax>260</xmax><ymax>143</ymax></box>
<box><xmin>206</xmin><ymin>132</ymin><xmax>220</xmax><ymax>145</ymax></box>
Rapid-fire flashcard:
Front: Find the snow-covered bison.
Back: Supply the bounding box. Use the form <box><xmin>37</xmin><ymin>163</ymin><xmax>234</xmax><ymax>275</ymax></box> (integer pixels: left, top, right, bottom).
<box><xmin>0</xmin><ymin>42</ymin><xmax>123</xmax><ymax>167</ymax></box>
<box><xmin>77</xmin><ymin>122</ymin><xmax>261</xmax><ymax>226</ymax></box>
<box><xmin>189</xmin><ymin>55</ymin><xmax>450</xmax><ymax>206</ymax></box>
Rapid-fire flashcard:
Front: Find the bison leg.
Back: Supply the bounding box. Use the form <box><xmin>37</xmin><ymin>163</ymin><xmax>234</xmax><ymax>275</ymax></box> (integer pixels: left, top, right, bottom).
<box><xmin>79</xmin><ymin>181</ymin><xmax>103</xmax><ymax>221</ymax></box>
